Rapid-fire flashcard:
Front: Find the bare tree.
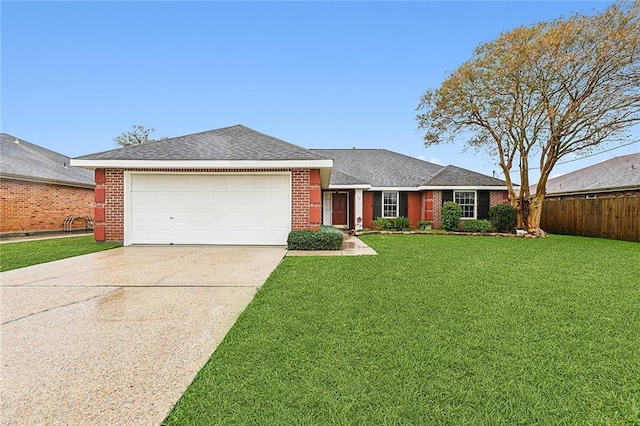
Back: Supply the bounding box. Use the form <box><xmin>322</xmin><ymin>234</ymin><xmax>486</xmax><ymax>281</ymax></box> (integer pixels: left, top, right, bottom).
<box><xmin>416</xmin><ymin>1</ymin><xmax>640</xmax><ymax>235</ymax></box>
<box><xmin>114</xmin><ymin>125</ymin><xmax>166</xmax><ymax>147</ymax></box>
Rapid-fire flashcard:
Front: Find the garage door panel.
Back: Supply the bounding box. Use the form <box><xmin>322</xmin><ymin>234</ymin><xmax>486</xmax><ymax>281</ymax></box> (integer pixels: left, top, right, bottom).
<box><xmin>128</xmin><ymin>174</ymin><xmax>291</xmax><ymax>245</ymax></box>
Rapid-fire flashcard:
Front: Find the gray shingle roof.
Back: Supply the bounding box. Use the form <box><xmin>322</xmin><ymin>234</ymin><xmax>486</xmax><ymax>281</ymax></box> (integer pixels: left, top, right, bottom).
<box><xmin>1</xmin><ymin>133</ymin><xmax>94</xmax><ymax>187</ymax></box>
<box><xmin>539</xmin><ymin>153</ymin><xmax>640</xmax><ymax>195</ymax></box>
<box><xmin>76</xmin><ymin>125</ymin><xmax>328</xmax><ymax>161</ymax></box>
<box><xmin>310</xmin><ymin>149</ymin><xmax>506</xmax><ymax>188</ymax></box>
<box><xmin>310</xmin><ymin>149</ymin><xmax>444</xmax><ymax>187</ymax></box>
<box><xmin>423</xmin><ymin>165</ymin><xmax>507</xmax><ymax>187</ymax></box>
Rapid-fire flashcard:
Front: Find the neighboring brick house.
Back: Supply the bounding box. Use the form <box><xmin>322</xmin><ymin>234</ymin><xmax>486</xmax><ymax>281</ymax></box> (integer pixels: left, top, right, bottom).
<box><xmin>0</xmin><ymin>133</ymin><xmax>95</xmax><ymax>236</ymax></box>
<box><xmin>72</xmin><ymin>125</ymin><xmax>509</xmax><ymax>246</ymax></box>
<box><xmin>533</xmin><ymin>153</ymin><xmax>640</xmax><ymax>200</ymax></box>
<box><xmin>310</xmin><ymin>149</ymin><xmax>509</xmax><ymax>230</ymax></box>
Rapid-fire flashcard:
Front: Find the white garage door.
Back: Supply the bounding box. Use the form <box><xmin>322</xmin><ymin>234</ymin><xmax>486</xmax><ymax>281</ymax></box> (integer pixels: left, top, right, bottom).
<box><xmin>127</xmin><ymin>173</ymin><xmax>291</xmax><ymax>245</ymax></box>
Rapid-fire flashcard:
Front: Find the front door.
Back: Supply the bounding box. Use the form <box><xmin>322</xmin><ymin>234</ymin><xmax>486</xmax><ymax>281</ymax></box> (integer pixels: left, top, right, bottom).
<box><xmin>332</xmin><ymin>192</ymin><xmax>348</xmax><ymax>227</ymax></box>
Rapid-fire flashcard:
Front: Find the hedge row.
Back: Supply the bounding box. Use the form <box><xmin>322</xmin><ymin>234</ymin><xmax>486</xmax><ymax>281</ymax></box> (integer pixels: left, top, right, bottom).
<box><xmin>287</xmin><ymin>225</ymin><xmax>344</xmax><ymax>250</ymax></box>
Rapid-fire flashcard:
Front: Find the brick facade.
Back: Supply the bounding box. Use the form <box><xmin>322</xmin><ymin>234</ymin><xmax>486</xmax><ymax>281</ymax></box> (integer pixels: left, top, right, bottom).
<box><xmin>490</xmin><ymin>190</ymin><xmax>510</xmax><ymax>207</ymax></box>
<box><xmin>426</xmin><ymin>190</ymin><xmax>507</xmax><ymax>229</ymax></box>
<box><xmin>94</xmin><ymin>168</ymin><xmax>321</xmax><ymax>243</ymax></box>
<box><xmin>0</xmin><ymin>178</ymin><xmax>94</xmax><ymax>234</ymax></box>
<box><xmin>432</xmin><ymin>190</ymin><xmax>443</xmax><ymax>229</ymax></box>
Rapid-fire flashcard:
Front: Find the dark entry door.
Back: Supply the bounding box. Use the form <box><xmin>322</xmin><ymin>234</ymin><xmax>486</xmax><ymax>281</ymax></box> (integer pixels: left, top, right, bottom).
<box><xmin>332</xmin><ymin>193</ymin><xmax>348</xmax><ymax>227</ymax></box>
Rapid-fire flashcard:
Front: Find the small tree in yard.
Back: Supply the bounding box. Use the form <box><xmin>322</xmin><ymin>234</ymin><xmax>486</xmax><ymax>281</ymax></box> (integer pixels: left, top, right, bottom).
<box><xmin>416</xmin><ymin>1</ymin><xmax>640</xmax><ymax>235</ymax></box>
<box><xmin>113</xmin><ymin>125</ymin><xmax>166</xmax><ymax>147</ymax></box>
<box><xmin>442</xmin><ymin>201</ymin><xmax>462</xmax><ymax>231</ymax></box>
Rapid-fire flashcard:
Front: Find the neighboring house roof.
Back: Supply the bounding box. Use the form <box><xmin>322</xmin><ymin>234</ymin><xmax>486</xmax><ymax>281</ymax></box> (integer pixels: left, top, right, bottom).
<box><xmin>534</xmin><ymin>153</ymin><xmax>640</xmax><ymax>196</ymax></box>
<box><xmin>310</xmin><ymin>149</ymin><xmax>507</xmax><ymax>189</ymax></box>
<box><xmin>76</xmin><ymin>125</ymin><xmax>328</xmax><ymax>161</ymax></box>
<box><xmin>0</xmin><ymin>133</ymin><xmax>94</xmax><ymax>187</ymax></box>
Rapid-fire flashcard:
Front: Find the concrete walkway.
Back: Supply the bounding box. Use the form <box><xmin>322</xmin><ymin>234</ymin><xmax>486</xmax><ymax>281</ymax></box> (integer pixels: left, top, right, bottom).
<box><xmin>286</xmin><ymin>235</ymin><xmax>377</xmax><ymax>257</ymax></box>
<box><xmin>0</xmin><ymin>246</ymin><xmax>286</xmax><ymax>425</ymax></box>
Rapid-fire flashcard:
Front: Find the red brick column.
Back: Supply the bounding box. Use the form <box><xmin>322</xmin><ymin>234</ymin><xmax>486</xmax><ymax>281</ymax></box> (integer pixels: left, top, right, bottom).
<box><xmin>104</xmin><ymin>169</ymin><xmax>124</xmax><ymax>242</ymax></box>
<box><xmin>432</xmin><ymin>190</ymin><xmax>443</xmax><ymax>229</ymax></box>
<box><xmin>309</xmin><ymin>169</ymin><xmax>321</xmax><ymax>231</ymax></box>
<box><xmin>93</xmin><ymin>169</ymin><xmax>106</xmax><ymax>241</ymax></box>
<box><xmin>291</xmin><ymin>169</ymin><xmax>321</xmax><ymax>231</ymax></box>
<box><xmin>424</xmin><ymin>190</ymin><xmax>434</xmax><ymax>222</ymax></box>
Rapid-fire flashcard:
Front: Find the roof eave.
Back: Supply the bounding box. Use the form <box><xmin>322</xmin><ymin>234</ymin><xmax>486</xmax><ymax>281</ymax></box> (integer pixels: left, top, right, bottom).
<box><xmin>0</xmin><ymin>173</ymin><xmax>95</xmax><ymax>188</ymax></box>
<box><xmin>327</xmin><ymin>184</ymin><xmax>372</xmax><ymax>190</ymax></box>
<box><xmin>70</xmin><ymin>159</ymin><xmax>334</xmax><ymax>170</ymax></box>
<box><xmin>417</xmin><ymin>185</ymin><xmax>509</xmax><ymax>191</ymax></box>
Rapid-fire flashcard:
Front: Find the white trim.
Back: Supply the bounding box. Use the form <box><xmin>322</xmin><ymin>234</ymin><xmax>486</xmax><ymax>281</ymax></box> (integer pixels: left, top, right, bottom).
<box><xmin>454</xmin><ymin>190</ymin><xmax>477</xmax><ymax>219</ymax></box>
<box><xmin>371</xmin><ymin>186</ymin><xmax>421</xmax><ymax>192</ymax></box>
<box><xmin>123</xmin><ymin>170</ymin><xmax>292</xmax><ymax>246</ymax></box>
<box><xmin>370</xmin><ymin>185</ymin><xmax>509</xmax><ymax>191</ymax></box>
<box><xmin>418</xmin><ymin>185</ymin><xmax>508</xmax><ymax>191</ymax></box>
<box><xmin>354</xmin><ymin>189</ymin><xmax>363</xmax><ymax>230</ymax></box>
<box><xmin>71</xmin><ymin>159</ymin><xmax>334</xmax><ymax>170</ymax></box>
<box><xmin>322</xmin><ymin>192</ymin><xmax>333</xmax><ymax>226</ymax></box>
<box><xmin>382</xmin><ymin>191</ymin><xmax>399</xmax><ymax>218</ymax></box>
<box><xmin>328</xmin><ymin>184</ymin><xmax>371</xmax><ymax>190</ymax></box>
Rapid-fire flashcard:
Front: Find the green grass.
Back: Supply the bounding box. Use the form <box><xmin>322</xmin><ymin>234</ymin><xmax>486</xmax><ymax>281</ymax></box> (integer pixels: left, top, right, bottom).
<box><xmin>165</xmin><ymin>235</ymin><xmax>640</xmax><ymax>425</ymax></box>
<box><xmin>0</xmin><ymin>235</ymin><xmax>120</xmax><ymax>271</ymax></box>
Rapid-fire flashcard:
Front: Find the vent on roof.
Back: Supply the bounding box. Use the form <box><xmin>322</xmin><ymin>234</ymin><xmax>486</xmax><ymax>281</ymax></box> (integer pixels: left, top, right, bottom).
<box><xmin>14</xmin><ymin>139</ymin><xmax>19</xmax><ymax>144</ymax></box>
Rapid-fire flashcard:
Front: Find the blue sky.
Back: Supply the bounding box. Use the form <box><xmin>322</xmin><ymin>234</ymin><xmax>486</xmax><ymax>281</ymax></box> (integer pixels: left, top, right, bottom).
<box><xmin>2</xmin><ymin>1</ymin><xmax>637</xmax><ymax>183</ymax></box>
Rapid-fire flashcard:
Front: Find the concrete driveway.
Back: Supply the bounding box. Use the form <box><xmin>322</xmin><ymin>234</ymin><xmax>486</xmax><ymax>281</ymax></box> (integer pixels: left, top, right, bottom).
<box><xmin>0</xmin><ymin>245</ymin><xmax>286</xmax><ymax>425</ymax></box>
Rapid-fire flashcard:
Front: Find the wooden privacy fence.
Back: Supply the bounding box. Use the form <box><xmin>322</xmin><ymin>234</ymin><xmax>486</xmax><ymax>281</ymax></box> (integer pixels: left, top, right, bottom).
<box><xmin>540</xmin><ymin>197</ymin><xmax>640</xmax><ymax>242</ymax></box>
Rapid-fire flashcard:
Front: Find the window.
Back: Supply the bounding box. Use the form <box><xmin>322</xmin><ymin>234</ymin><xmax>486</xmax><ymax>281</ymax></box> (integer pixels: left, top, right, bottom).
<box><xmin>454</xmin><ymin>191</ymin><xmax>476</xmax><ymax>218</ymax></box>
<box><xmin>383</xmin><ymin>191</ymin><xmax>398</xmax><ymax>217</ymax></box>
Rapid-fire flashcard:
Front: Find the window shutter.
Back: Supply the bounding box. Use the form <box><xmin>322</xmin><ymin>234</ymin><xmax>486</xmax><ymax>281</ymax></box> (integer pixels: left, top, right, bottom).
<box><xmin>477</xmin><ymin>191</ymin><xmax>490</xmax><ymax>219</ymax></box>
<box><xmin>442</xmin><ymin>190</ymin><xmax>453</xmax><ymax>204</ymax></box>
<box><xmin>399</xmin><ymin>192</ymin><xmax>408</xmax><ymax>217</ymax></box>
<box><xmin>373</xmin><ymin>192</ymin><xmax>382</xmax><ymax>219</ymax></box>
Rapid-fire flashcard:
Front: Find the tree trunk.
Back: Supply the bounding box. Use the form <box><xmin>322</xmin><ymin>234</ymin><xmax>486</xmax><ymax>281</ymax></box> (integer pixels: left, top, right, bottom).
<box><xmin>526</xmin><ymin>193</ymin><xmax>547</xmax><ymax>236</ymax></box>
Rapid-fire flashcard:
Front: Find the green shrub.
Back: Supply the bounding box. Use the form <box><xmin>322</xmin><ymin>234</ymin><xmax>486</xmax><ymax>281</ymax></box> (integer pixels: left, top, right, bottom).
<box><xmin>488</xmin><ymin>203</ymin><xmax>517</xmax><ymax>232</ymax></box>
<box><xmin>370</xmin><ymin>217</ymin><xmax>391</xmax><ymax>230</ymax></box>
<box><xmin>370</xmin><ymin>217</ymin><xmax>411</xmax><ymax>231</ymax></box>
<box><xmin>287</xmin><ymin>226</ymin><xmax>344</xmax><ymax>250</ymax></box>
<box><xmin>389</xmin><ymin>216</ymin><xmax>411</xmax><ymax>231</ymax></box>
<box><xmin>442</xmin><ymin>201</ymin><xmax>462</xmax><ymax>231</ymax></box>
<box><xmin>418</xmin><ymin>220</ymin><xmax>431</xmax><ymax>230</ymax></box>
<box><xmin>463</xmin><ymin>219</ymin><xmax>493</xmax><ymax>233</ymax></box>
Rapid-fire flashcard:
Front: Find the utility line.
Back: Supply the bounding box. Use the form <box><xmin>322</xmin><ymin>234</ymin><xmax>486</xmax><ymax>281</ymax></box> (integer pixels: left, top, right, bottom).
<box><xmin>506</xmin><ymin>139</ymin><xmax>639</xmax><ymax>172</ymax></box>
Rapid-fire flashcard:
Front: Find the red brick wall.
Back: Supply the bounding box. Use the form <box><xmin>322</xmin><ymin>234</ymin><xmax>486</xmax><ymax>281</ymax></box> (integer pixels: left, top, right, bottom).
<box><xmin>490</xmin><ymin>190</ymin><xmax>509</xmax><ymax>207</ymax></box>
<box><xmin>407</xmin><ymin>192</ymin><xmax>422</xmax><ymax>228</ymax></box>
<box><xmin>95</xmin><ymin>168</ymin><xmax>321</xmax><ymax>243</ymax></box>
<box><xmin>0</xmin><ymin>178</ymin><xmax>94</xmax><ymax>234</ymax></box>
<box><xmin>292</xmin><ymin>169</ymin><xmax>321</xmax><ymax>231</ymax></box>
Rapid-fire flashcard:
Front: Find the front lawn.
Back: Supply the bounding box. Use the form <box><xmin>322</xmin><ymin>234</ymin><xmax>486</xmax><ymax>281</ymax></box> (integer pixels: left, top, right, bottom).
<box><xmin>166</xmin><ymin>235</ymin><xmax>640</xmax><ymax>425</ymax></box>
<box><xmin>0</xmin><ymin>235</ymin><xmax>120</xmax><ymax>272</ymax></box>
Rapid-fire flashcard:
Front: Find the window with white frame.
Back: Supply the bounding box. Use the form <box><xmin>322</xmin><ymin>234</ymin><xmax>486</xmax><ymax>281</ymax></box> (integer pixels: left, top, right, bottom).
<box><xmin>383</xmin><ymin>192</ymin><xmax>398</xmax><ymax>217</ymax></box>
<box><xmin>454</xmin><ymin>191</ymin><xmax>476</xmax><ymax>218</ymax></box>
